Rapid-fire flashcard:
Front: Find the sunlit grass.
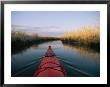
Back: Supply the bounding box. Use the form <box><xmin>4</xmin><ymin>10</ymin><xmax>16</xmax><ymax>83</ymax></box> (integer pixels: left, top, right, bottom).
<box><xmin>62</xmin><ymin>27</ymin><xmax>100</xmax><ymax>51</ymax></box>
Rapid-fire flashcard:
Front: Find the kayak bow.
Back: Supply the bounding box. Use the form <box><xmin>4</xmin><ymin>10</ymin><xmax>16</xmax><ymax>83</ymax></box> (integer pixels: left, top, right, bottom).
<box><xmin>33</xmin><ymin>46</ymin><xmax>67</xmax><ymax>77</ymax></box>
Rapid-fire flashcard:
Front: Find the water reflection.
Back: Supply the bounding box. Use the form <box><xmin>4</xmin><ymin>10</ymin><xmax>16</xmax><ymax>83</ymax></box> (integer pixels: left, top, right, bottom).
<box><xmin>11</xmin><ymin>40</ymin><xmax>100</xmax><ymax>77</ymax></box>
<box><xmin>11</xmin><ymin>45</ymin><xmax>30</xmax><ymax>55</ymax></box>
<box><xmin>38</xmin><ymin>40</ymin><xmax>64</xmax><ymax>49</ymax></box>
<box><xmin>63</xmin><ymin>44</ymin><xmax>100</xmax><ymax>61</ymax></box>
<box><xmin>31</xmin><ymin>44</ymin><xmax>38</xmax><ymax>50</ymax></box>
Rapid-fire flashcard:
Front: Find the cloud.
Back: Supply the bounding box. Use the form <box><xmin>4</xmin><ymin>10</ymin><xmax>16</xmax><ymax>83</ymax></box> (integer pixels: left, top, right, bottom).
<box><xmin>12</xmin><ymin>25</ymin><xmax>61</xmax><ymax>32</ymax></box>
<box><xmin>11</xmin><ymin>25</ymin><xmax>67</xmax><ymax>36</ymax></box>
<box><xmin>12</xmin><ymin>25</ymin><xmax>60</xmax><ymax>29</ymax></box>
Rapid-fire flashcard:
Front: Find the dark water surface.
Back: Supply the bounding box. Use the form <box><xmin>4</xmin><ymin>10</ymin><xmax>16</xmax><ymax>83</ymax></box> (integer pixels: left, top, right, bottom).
<box><xmin>11</xmin><ymin>40</ymin><xmax>100</xmax><ymax>77</ymax></box>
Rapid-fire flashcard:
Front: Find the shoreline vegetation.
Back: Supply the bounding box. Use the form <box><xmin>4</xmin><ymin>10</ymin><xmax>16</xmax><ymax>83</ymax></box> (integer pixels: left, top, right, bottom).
<box><xmin>61</xmin><ymin>27</ymin><xmax>100</xmax><ymax>52</ymax></box>
<box><xmin>11</xmin><ymin>31</ymin><xmax>59</xmax><ymax>46</ymax></box>
<box><xmin>11</xmin><ymin>31</ymin><xmax>59</xmax><ymax>54</ymax></box>
<box><xmin>11</xmin><ymin>26</ymin><xmax>100</xmax><ymax>54</ymax></box>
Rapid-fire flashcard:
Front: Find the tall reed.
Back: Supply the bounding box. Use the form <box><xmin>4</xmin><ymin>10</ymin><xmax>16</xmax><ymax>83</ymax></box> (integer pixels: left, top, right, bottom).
<box><xmin>62</xmin><ymin>27</ymin><xmax>100</xmax><ymax>51</ymax></box>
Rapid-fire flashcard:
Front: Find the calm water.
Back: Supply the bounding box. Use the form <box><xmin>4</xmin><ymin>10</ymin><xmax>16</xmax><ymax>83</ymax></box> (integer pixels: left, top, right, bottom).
<box><xmin>11</xmin><ymin>40</ymin><xmax>100</xmax><ymax>77</ymax></box>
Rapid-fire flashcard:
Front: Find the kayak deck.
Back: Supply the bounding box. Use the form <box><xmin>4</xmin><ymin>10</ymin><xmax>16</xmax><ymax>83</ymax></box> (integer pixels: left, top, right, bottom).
<box><xmin>33</xmin><ymin>46</ymin><xmax>67</xmax><ymax>77</ymax></box>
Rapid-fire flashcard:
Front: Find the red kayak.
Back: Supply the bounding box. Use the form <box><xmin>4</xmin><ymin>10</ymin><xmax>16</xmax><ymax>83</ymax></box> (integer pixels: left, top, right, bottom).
<box><xmin>33</xmin><ymin>46</ymin><xmax>67</xmax><ymax>77</ymax></box>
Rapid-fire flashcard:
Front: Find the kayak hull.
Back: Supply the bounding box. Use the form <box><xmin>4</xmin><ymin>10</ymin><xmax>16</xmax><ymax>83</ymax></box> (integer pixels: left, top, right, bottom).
<box><xmin>33</xmin><ymin>46</ymin><xmax>67</xmax><ymax>77</ymax></box>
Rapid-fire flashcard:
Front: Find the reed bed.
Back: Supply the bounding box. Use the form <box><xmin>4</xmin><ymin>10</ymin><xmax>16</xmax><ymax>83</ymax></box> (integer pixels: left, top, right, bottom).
<box><xmin>11</xmin><ymin>31</ymin><xmax>59</xmax><ymax>46</ymax></box>
<box><xmin>11</xmin><ymin>31</ymin><xmax>60</xmax><ymax>54</ymax></box>
<box><xmin>62</xmin><ymin>27</ymin><xmax>100</xmax><ymax>51</ymax></box>
<box><xmin>11</xmin><ymin>31</ymin><xmax>39</xmax><ymax>45</ymax></box>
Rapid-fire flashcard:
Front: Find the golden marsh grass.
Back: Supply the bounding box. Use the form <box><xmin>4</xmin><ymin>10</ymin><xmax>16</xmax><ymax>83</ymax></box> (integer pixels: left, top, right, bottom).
<box><xmin>63</xmin><ymin>27</ymin><xmax>100</xmax><ymax>45</ymax></box>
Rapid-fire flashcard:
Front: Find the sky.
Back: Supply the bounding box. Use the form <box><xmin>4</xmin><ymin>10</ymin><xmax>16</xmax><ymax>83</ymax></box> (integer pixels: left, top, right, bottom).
<box><xmin>11</xmin><ymin>11</ymin><xmax>100</xmax><ymax>36</ymax></box>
